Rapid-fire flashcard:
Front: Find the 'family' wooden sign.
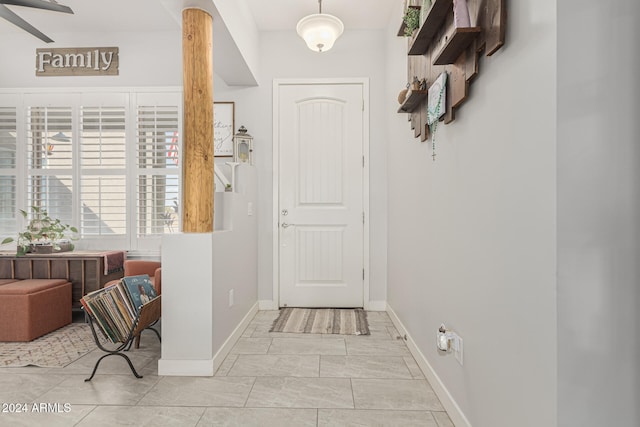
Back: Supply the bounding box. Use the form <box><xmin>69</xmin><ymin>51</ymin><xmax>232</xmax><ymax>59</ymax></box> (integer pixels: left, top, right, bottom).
<box><xmin>35</xmin><ymin>47</ymin><xmax>119</xmax><ymax>76</ymax></box>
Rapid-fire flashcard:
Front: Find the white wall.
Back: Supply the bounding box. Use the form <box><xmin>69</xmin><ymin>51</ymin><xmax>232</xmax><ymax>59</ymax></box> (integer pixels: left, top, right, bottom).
<box><xmin>386</xmin><ymin>1</ymin><xmax>557</xmax><ymax>426</ymax></box>
<box><xmin>160</xmin><ymin>166</ymin><xmax>258</xmax><ymax>376</ymax></box>
<box><xmin>214</xmin><ymin>29</ymin><xmax>389</xmax><ymax>307</ymax></box>
<box><xmin>211</xmin><ymin>0</ymin><xmax>260</xmax><ymax>85</ymax></box>
<box><xmin>212</xmin><ymin>165</ymin><xmax>258</xmax><ymax>353</ymax></box>
<box><xmin>557</xmin><ymin>1</ymin><xmax>640</xmax><ymax>426</ymax></box>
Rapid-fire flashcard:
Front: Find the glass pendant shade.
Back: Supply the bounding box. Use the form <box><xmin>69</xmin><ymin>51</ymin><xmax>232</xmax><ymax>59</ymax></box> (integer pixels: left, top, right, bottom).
<box><xmin>296</xmin><ymin>13</ymin><xmax>344</xmax><ymax>52</ymax></box>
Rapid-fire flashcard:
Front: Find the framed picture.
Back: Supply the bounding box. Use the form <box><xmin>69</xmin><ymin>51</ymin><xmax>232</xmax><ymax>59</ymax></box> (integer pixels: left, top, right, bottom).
<box><xmin>214</xmin><ymin>102</ymin><xmax>235</xmax><ymax>157</ymax></box>
<box><xmin>427</xmin><ymin>72</ymin><xmax>447</xmax><ymax>126</ymax></box>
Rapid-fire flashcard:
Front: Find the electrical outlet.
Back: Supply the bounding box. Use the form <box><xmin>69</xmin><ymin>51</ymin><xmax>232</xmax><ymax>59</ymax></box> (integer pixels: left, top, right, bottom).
<box><xmin>228</xmin><ymin>289</ymin><xmax>234</xmax><ymax>307</ymax></box>
<box><xmin>453</xmin><ymin>333</ymin><xmax>463</xmax><ymax>365</ymax></box>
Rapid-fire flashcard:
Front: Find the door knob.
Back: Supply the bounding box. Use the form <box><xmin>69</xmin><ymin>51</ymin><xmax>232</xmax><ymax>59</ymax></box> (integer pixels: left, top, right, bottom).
<box><xmin>281</xmin><ymin>222</ymin><xmax>294</xmax><ymax>228</ymax></box>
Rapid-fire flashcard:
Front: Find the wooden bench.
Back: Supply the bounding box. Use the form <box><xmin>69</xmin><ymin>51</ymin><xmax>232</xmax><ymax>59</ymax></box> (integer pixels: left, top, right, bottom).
<box><xmin>0</xmin><ymin>279</ymin><xmax>72</xmax><ymax>342</ymax></box>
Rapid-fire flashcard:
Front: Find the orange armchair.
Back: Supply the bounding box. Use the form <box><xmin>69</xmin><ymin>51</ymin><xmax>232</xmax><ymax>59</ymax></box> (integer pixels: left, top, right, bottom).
<box><xmin>123</xmin><ymin>260</ymin><xmax>161</xmax><ymax>295</ymax></box>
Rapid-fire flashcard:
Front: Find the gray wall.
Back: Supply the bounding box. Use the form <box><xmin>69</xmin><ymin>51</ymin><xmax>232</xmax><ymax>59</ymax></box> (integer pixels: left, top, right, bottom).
<box><xmin>385</xmin><ymin>1</ymin><xmax>557</xmax><ymax>426</ymax></box>
<box><xmin>557</xmin><ymin>1</ymin><xmax>640</xmax><ymax>426</ymax></box>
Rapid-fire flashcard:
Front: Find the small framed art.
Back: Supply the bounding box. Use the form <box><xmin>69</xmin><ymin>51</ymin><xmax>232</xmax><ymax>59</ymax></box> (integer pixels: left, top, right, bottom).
<box><xmin>427</xmin><ymin>72</ymin><xmax>447</xmax><ymax>126</ymax></box>
<box><xmin>214</xmin><ymin>102</ymin><xmax>235</xmax><ymax>157</ymax></box>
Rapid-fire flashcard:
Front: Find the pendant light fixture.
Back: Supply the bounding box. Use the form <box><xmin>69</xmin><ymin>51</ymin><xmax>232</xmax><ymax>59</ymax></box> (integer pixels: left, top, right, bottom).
<box><xmin>296</xmin><ymin>0</ymin><xmax>344</xmax><ymax>53</ymax></box>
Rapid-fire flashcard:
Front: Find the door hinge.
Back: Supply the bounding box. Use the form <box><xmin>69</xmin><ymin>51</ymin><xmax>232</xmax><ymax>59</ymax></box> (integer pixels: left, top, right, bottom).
<box><xmin>362</xmin><ymin>99</ymin><xmax>364</xmax><ymax>111</ymax></box>
<box><xmin>362</xmin><ymin>156</ymin><xmax>365</xmax><ymax>167</ymax></box>
<box><xmin>362</xmin><ymin>212</ymin><xmax>365</xmax><ymax>224</ymax></box>
<box><xmin>363</xmin><ymin>269</ymin><xmax>365</xmax><ymax>280</ymax></box>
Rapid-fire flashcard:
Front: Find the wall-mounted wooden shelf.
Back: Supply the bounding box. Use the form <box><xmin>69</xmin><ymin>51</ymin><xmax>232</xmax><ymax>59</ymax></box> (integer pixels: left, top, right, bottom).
<box><xmin>433</xmin><ymin>27</ymin><xmax>482</xmax><ymax>65</ymax></box>
<box><xmin>397</xmin><ymin>90</ymin><xmax>428</xmax><ymax>113</ymax></box>
<box><xmin>398</xmin><ymin>0</ymin><xmax>506</xmax><ymax>140</ymax></box>
<box><xmin>397</xmin><ymin>5</ymin><xmax>422</xmax><ymax>37</ymax></box>
<box><xmin>407</xmin><ymin>0</ymin><xmax>453</xmax><ymax>55</ymax></box>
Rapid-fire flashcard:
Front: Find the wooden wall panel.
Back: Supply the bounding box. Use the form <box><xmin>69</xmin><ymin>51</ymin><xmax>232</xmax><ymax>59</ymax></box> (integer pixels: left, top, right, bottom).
<box><xmin>480</xmin><ymin>0</ymin><xmax>507</xmax><ymax>55</ymax></box>
<box><xmin>399</xmin><ymin>0</ymin><xmax>506</xmax><ymax>139</ymax></box>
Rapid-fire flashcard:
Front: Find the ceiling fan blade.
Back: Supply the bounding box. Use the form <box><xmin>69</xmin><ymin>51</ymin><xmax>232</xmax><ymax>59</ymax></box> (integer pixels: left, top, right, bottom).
<box><xmin>0</xmin><ymin>0</ymin><xmax>73</xmax><ymax>14</ymax></box>
<box><xmin>0</xmin><ymin>4</ymin><xmax>53</xmax><ymax>42</ymax></box>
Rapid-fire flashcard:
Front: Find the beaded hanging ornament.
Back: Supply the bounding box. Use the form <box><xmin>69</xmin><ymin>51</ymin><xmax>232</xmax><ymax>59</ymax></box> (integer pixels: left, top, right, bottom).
<box><xmin>427</xmin><ymin>72</ymin><xmax>447</xmax><ymax>161</ymax></box>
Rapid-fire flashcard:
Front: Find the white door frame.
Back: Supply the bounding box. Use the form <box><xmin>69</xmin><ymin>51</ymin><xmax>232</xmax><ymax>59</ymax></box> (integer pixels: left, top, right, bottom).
<box><xmin>272</xmin><ymin>77</ymin><xmax>371</xmax><ymax>310</ymax></box>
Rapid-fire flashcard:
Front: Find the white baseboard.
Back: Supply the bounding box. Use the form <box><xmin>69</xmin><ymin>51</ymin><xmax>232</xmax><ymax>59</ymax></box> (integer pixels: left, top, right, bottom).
<box><xmin>386</xmin><ymin>304</ymin><xmax>472</xmax><ymax>427</ymax></box>
<box><xmin>259</xmin><ymin>300</ymin><xmax>278</xmax><ymax>310</ymax></box>
<box><xmin>158</xmin><ymin>302</ymin><xmax>259</xmax><ymax>377</ymax></box>
<box><xmin>365</xmin><ymin>300</ymin><xmax>387</xmax><ymax>311</ymax></box>
<box><xmin>212</xmin><ymin>302</ymin><xmax>260</xmax><ymax>374</ymax></box>
<box><xmin>158</xmin><ymin>358</ymin><xmax>214</xmax><ymax>376</ymax></box>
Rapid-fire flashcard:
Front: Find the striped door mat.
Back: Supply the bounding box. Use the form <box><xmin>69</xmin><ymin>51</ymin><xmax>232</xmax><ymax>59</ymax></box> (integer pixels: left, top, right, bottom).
<box><xmin>270</xmin><ymin>308</ymin><xmax>370</xmax><ymax>335</ymax></box>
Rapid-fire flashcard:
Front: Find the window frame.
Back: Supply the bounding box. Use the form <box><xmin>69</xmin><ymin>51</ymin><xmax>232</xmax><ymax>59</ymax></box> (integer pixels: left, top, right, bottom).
<box><xmin>0</xmin><ymin>88</ymin><xmax>182</xmax><ymax>255</ymax></box>
<box><xmin>0</xmin><ymin>96</ymin><xmax>21</xmax><ymax>241</ymax></box>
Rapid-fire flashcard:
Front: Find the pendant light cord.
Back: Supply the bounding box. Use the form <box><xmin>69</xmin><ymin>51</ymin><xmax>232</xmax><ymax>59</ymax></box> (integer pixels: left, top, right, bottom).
<box><xmin>318</xmin><ymin>0</ymin><xmax>322</xmax><ymax>14</ymax></box>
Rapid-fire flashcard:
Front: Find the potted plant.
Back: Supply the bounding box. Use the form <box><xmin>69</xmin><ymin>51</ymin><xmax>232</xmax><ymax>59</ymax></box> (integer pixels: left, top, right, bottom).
<box><xmin>1</xmin><ymin>206</ymin><xmax>79</xmax><ymax>256</ymax></box>
<box><xmin>403</xmin><ymin>7</ymin><xmax>420</xmax><ymax>37</ymax></box>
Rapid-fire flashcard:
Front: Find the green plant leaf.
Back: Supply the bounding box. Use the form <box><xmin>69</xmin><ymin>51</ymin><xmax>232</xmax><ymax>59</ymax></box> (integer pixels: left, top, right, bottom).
<box><xmin>403</xmin><ymin>7</ymin><xmax>420</xmax><ymax>36</ymax></box>
<box><xmin>1</xmin><ymin>237</ymin><xmax>14</xmax><ymax>245</ymax></box>
<box><xmin>13</xmin><ymin>206</ymin><xmax>79</xmax><ymax>250</ymax></box>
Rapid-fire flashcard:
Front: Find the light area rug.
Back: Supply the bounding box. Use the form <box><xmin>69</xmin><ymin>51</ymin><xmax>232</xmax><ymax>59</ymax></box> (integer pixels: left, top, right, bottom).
<box><xmin>0</xmin><ymin>323</ymin><xmax>103</xmax><ymax>368</ymax></box>
<box><xmin>270</xmin><ymin>308</ymin><xmax>370</xmax><ymax>335</ymax></box>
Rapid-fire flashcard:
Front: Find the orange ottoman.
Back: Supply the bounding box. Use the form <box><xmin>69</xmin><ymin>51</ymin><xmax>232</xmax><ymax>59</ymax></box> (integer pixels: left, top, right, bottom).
<box><xmin>0</xmin><ymin>279</ymin><xmax>72</xmax><ymax>342</ymax></box>
<box><xmin>0</xmin><ymin>279</ymin><xmax>20</xmax><ymax>286</ymax></box>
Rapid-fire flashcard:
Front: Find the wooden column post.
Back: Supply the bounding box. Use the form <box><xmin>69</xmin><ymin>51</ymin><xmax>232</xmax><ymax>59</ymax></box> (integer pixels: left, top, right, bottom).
<box><xmin>182</xmin><ymin>8</ymin><xmax>214</xmax><ymax>233</ymax></box>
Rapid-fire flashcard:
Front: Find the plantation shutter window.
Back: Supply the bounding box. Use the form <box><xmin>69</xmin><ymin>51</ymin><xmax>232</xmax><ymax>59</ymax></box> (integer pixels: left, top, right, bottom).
<box><xmin>135</xmin><ymin>100</ymin><xmax>180</xmax><ymax>238</ymax></box>
<box><xmin>0</xmin><ymin>106</ymin><xmax>17</xmax><ymax>239</ymax></box>
<box><xmin>3</xmin><ymin>90</ymin><xmax>181</xmax><ymax>252</ymax></box>
<box><xmin>26</xmin><ymin>106</ymin><xmax>73</xmax><ymax>226</ymax></box>
<box><xmin>80</xmin><ymin>106</ymin><xmax>127</xmax><ymax>236</ymax></box>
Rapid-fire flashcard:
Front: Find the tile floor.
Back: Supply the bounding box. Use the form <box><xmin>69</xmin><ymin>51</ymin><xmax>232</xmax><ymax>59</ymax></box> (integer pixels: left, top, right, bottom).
<box><xmin>0</xmin><ymin>310</ymin><xmax>454</xmax><ymax>426</ymax></box>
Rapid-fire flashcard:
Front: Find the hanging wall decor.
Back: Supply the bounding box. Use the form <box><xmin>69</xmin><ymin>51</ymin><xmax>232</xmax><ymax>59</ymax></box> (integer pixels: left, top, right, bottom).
<box><xmin>427</xmin><ymin>72</ymin><xmax>447</xmax><ymax>161</ymax></box>
<box><xmin>452</xmin><ymin>0</ymin><xmax>471</xmax><ymax>28</ymax></box>
<box><xmin>427</xmin><ymin>72</ymin><xmax>447</xmax><ymax>126</ymax></box>
<box><xmin>420</xmin><ymin>0</ymin><xmax>433</xmax><ymax>25</ymax></box>
<box><xmin>396</xmin><ymin>0</ymin><xmax>506</xmax><ymax>157</ymax></box>
<box><xmin>213</xmin><ymin>102</ymin><xmax>235</xmax><ymax>157</ymax></box>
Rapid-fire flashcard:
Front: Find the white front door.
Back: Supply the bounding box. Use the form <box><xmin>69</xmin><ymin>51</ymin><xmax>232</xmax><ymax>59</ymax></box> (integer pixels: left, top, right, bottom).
<box><xmin>277</xmin><ymin>82</ymin><xmax>365</xmax><ymax>308</ymax></box>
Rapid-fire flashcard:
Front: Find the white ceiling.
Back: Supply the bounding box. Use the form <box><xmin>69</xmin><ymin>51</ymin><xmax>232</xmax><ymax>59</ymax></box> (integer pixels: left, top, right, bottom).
<box><xmin>0</xmin><ymin>1</ymin><xmax>179</xmax><ymax>36</ymax></box>
<box><xmin>246</xmin><ymin>0</ymin><xmax>397</xmax><ymax>31</ymax></box>
<box><xmin>0</xmin><ymin>0</ymin><xmax>397</xmax><ymax>39</ymax></box>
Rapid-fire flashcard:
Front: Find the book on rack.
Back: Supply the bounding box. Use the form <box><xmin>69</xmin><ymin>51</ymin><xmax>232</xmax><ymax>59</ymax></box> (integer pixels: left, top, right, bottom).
<box><xmin>81</xmin><ymin>284</ymin><xmax>121</xmax><ymax>343</ymax></box>
<box><xmin>121</xmin><ymin>274</ymin><xmax>158</xmax><ymax>313</ymax></box>
<box><xmin>80</xmin><ymin>275</ymin><xmax>159</xmax><ymax>344</ymax></box>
